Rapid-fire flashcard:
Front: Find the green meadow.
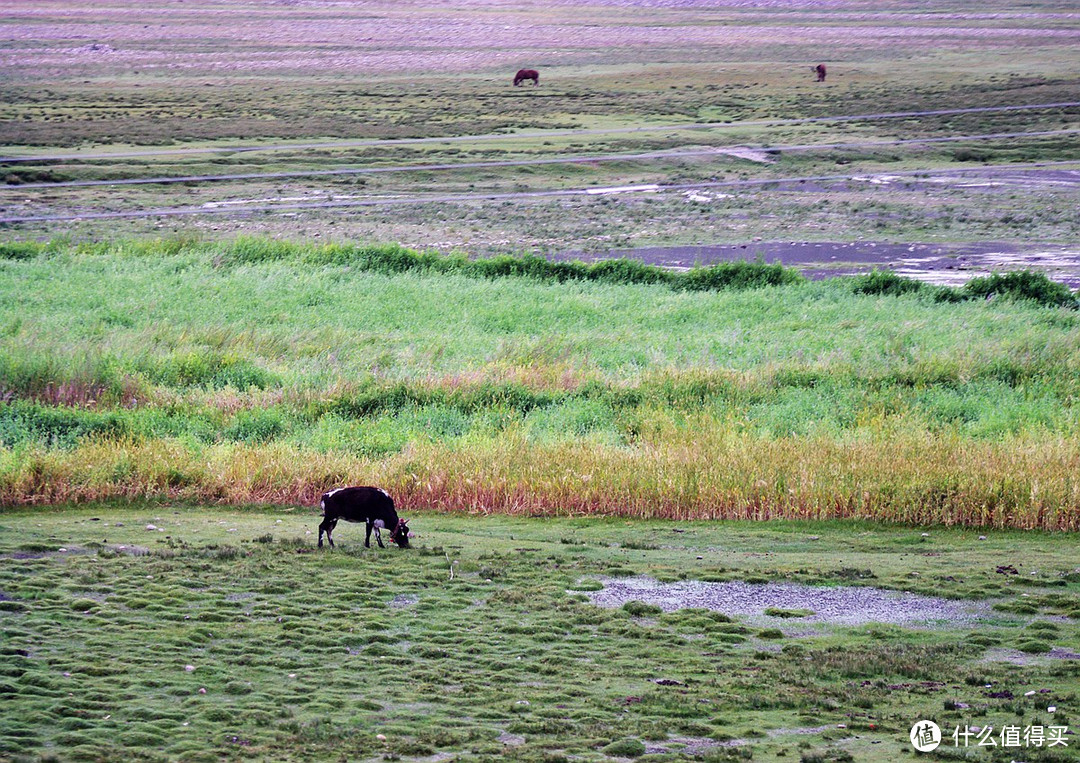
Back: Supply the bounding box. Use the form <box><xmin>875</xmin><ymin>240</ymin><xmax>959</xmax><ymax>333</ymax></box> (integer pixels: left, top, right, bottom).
<box><xmin>0</xmin><ymin>239</ymin><xmax>1078</xmax><ymax>528</ymax></box>
<box><xmin>1</xmin><ymin>508</ymin><xmax>1078</xmax><ymax>762</ymax></box>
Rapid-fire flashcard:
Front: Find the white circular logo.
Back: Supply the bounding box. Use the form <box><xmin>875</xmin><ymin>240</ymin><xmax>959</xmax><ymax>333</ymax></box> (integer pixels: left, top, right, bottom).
<box><xmin>910</xmin><ymin>720</ymin><xmax>942</xmax><ymax>752</ymax></box>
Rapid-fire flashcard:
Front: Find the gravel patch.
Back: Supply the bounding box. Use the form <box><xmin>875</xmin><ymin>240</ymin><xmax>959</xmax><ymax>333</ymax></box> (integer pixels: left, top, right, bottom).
<box><xmin>584</xmin><ymin>576</ymin><xmax>988</xmax><ymax>627</ymax></box>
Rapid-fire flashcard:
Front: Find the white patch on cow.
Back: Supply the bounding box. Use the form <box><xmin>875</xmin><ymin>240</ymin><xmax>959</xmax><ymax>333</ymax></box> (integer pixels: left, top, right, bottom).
<box><xmin>374</xmin><ymin>519</ymin><xmax>386</xmax><ymax>529</ymax></box>
<box><xmin>326</xmin><ymin>487</ymin><xmax>345</xmax><ymax>498</ymax></box>
<box><xmin>320</xmin><ymin>499</ymin><xmax>325</xmax><ymax>512</ymax></box>
<box><xmin>377</xmin><ymin>488</ymin><xmax>389</xmax><ymax>497</ymax></box>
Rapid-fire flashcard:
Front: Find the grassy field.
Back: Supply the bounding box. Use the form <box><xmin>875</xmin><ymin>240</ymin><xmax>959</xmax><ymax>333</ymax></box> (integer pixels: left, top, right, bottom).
<box><xmin>1</xmin><ymin>239</ymin><xmax>1078</xmax><ymax>529</ymax></box>
<box><xmin>0</xmin><ymin>507</ymin><xmax>1077</xmax><ymax>762</ymax></box>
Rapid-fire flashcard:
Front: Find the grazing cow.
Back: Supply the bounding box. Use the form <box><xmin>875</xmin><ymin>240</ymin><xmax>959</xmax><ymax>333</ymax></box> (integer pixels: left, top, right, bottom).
<box><xmin>814</xmin><ymin>63</ymin><xmax>827</xmax><ymax>82</ymax></box>
<box><xmin>514</xmin><ymin>68</ymin><xmax>539</xmax><ymax>87</ymax></box>
<box><xmin>318</xmin><ymin>486</ymin><xmax>410</xmax><ymax>549</ymax></box>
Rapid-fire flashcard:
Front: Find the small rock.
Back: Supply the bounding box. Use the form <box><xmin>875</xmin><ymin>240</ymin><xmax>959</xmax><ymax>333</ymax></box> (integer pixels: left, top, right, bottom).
<box><xmin>978</xmin><ymin>536</ymin><xmax>987</xmax><ymax>540</ymax></box>
<box><xmin>376</xmin><ymin>734</ymin><xmax>387</xmax><ymax>742</ymax></box>
<box><xmin>198</xmin><ymin>687</ymin><xmax>207</xmax><ymax>694</ymax></box>
<box><xmin>184</xmin><ymin>665</ymin><xmax>196</xmax><ymax>672</ymax></box>
<box><xmin>515</xmin><ymin>700</ymin><xmax>530</xmax><ymax>706</ymax></box>
<box><xmin>146</xmin><ymin>524</ymin><xmax>158</xmax><ymax>531</ymax></box>
<box><xmin>1025</xmin><ymin>690</ymin><xmax>1036</xmax><ymax>697</ymax></box>
<box><xmin>1048</xmin><ymin>706</ymin><xmax>1057</xmax><ymax>713</ymax></box>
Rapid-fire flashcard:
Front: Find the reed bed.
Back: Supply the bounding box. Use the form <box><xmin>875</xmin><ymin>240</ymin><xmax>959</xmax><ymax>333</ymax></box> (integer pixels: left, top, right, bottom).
<box><xmin>2</xmin><ymin>425</ymin><xmax>1077</xmax><ymax>530</ymax></box>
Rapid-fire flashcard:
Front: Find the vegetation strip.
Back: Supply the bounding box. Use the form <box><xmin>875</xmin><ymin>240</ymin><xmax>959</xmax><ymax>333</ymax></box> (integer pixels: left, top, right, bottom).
<box><xmin>6</xmin><ymin>130</ymin><xmax>1078</xmax><ymax>192</ymax></box>
<box><xmin>3</xmin><ymin>100</ymin><xmax>1077</xmax><ymax>164</ymax></box>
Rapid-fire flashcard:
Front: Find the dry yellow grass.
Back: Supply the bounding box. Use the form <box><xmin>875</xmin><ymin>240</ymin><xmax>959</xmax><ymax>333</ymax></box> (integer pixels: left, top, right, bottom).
<box><xmin>4</xmin><ymin>421</ymin><xmax>1077</xmax><ymax>530</ymax></box>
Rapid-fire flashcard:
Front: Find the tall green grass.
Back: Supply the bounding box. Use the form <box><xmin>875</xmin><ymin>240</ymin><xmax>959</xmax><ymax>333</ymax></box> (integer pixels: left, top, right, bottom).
<box><xmin>1</xmin><ymin>236</ymin><xmax>805</xmax><ymax>291</ymax></box>
<box><xmin>1</xmin><ymin>238</ymin><xmax>1078</xmax><ymax>528</ymax></box>
<box><xmin>852</xmin><ymin>269</ymin><xmax>1078</xmax><ymax>309</ymax></box>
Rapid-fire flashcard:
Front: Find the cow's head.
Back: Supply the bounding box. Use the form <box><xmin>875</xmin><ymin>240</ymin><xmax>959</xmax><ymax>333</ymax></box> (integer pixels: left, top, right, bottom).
<box><xmin>391</xmin><ymin>519</ymin><xmax>411</xmax><ymax>548</ymax></box>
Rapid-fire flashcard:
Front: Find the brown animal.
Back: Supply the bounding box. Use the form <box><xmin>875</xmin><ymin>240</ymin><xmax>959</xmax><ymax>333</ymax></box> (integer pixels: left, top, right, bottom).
<box><xmin>814</xmin><ymin>63</ymin><xmax>827</xmax><ymax>82</ymax></box>
<box><xmin>514</xmin><ymin>68</ymin><xmax>539</xmax><ymax>86</ymax></box>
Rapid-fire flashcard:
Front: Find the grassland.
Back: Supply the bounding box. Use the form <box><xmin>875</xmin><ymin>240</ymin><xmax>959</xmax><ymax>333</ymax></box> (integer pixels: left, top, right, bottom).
<box><xmin>0</xmin><ymin>507</ymin><xmax>1078</xmax><ymax>762</ymax></box>
<box><xmin>1</xmin><ymin>239</ymin><xmax>1078</xmax><ymax>530</ymax></box>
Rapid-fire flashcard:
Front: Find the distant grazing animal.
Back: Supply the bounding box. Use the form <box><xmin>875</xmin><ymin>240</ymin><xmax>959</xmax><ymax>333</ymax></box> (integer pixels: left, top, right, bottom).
<box><xmin>814</xmin><ymin>63</ymin><xmax>827</xmax><ymax>82</ymax></box>
<box><xmin>318</xmin><ymin>486</ymin><xmax>410</xmax><ymax>549</ymax></box>
<box><xmin>514</xmin><ymin>68</ymin><xmax>539</xmax><ymax>87</ymax></box>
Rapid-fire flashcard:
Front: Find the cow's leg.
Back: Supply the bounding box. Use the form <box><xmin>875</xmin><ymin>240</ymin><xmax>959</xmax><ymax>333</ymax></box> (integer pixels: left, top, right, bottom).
<box><xmin>319</xmin><ymin>518</ymin><xmax>337</xmax><ymax>548</ymax></box>
<box><xmin>366</xmin><ymin>518</ymin><xmax>386</xmax><ymax>548</ymax></box>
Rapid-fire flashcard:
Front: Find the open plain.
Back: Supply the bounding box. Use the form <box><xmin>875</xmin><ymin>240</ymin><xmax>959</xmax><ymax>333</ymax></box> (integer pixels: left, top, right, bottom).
<box><xmin>1</xmin><ymin>1</ymin><xmax>1079</xmax><ymax>761</ymax></box>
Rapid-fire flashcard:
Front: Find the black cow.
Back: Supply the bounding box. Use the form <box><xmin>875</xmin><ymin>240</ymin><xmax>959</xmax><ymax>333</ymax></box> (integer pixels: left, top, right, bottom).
<box><xmin>814</xmin><ymin>63</ymin><xmax>827</xmax><ymax>82</ymax></box>
<box><xmin>318</xmin><ymin>486</ymin><xmax>410</xmax><ymax>549</ymax></box>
